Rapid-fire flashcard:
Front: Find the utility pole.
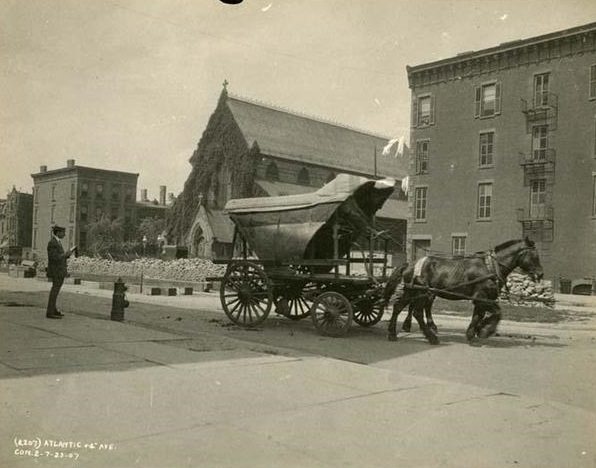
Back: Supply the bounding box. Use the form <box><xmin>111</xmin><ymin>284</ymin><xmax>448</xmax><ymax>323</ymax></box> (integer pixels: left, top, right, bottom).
<box><xmin>373</xmin><ymin>145</ymin><xmax>377</xmax><ymax>178</ymax></box>
<box><xmin>371</xmin><ymin>145</ymin><xmax>377</xmax><ymax>272</ymax></box>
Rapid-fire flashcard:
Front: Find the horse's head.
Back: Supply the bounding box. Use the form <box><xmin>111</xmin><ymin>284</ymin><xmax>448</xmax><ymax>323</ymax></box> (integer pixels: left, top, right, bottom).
<box><xmin>516</xmin><ymin>237</ymin><xmax>543</xmax><ymax>282</ymax></box>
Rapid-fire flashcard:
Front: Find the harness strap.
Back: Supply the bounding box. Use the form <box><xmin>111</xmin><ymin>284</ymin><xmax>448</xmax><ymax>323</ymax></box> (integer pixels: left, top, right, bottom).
<box><xmin>410</xmin><ymin>256</ymin><xmax>428</xmax><ymax>287</ymax></box>
<box><xmin>486</xmin><ymin>250</ymin><xmax>511</xmax><ymax>297</ymax></box>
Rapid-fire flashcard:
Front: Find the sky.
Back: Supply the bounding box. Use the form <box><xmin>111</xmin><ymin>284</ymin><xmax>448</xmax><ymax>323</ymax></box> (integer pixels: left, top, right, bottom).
<box><xmin>1</xmin><ymin>0</ymin><xmax>595</xmax><ymax>199</ymax></box>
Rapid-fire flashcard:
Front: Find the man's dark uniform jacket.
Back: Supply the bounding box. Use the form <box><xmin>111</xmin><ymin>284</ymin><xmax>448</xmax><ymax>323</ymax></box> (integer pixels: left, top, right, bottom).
<box><xmin>47</xmin><ymin>236</ymin><xmax>68</xmax><ymax>280</ymax></box>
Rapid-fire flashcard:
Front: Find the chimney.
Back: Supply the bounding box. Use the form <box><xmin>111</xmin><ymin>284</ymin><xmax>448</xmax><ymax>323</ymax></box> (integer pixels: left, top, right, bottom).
<box><xmin>141</xmin><ymin>189</ymin><xmax>148</xmax><ymax>202</ymax></box>
<box><xmin>40</xmin><ymin>165</ymin><xmax>47</xmax><ymax>173</ymax></box>
<box><xmin>159</xmin><ymin>185</ymin><xmax>166</xmax><ymax>206</ymax></box>
<box><xmin>66</xmin><ymin>159</ymin><xmax>75</xmax><ymax>168</ymax></box>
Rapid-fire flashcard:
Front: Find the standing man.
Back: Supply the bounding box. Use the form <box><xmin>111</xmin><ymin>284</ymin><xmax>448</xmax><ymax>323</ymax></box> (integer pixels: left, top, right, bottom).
<box><xmin>46</xmin><ymin>225</ymin><xmax>76</xmax><ymax>319</ymax></box>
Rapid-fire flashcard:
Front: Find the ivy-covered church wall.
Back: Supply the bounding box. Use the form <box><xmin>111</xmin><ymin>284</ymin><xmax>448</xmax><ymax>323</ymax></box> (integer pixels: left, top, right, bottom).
<box><xmin>167</xmin><ymin>91</ymin><xmax>259</xmax><ymax>243</ymax></box>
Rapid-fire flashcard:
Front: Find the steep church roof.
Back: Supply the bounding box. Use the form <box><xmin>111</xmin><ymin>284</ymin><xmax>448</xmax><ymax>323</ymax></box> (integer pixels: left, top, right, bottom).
<box><xmin>226</xmin><ymin>95</ymin><xmax>407</xmax><ymax>179</ymax></box>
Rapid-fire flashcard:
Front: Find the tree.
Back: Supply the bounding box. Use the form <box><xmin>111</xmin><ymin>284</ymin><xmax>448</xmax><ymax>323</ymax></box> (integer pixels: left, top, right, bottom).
<box><xmin>137</xmin><ymin>217</ymin><xmax>166</xmax><ymax>244</ymax></box>
<box><xmin>87</xmin><ymin>216</ymin><xmax>124</xmax><ymax>256</ymax></box>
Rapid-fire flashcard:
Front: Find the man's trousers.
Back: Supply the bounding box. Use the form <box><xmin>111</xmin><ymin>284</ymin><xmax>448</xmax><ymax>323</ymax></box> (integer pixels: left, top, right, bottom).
<box><xmin>46</xmin><ymin>276</ymin><xmax>65</xmax><ymax>315</ymax></box>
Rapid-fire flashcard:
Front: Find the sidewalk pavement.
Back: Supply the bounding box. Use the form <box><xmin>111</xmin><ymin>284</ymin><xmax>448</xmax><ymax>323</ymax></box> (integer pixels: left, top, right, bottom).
<box><xmin>555</xmin><ymin>292</ymin><xmax>596</xmax><ymax>311</ymax></box>
<box><xmin>1</xmin><ymin>274</ymin><xmax>595</xmax><ymax>467</ymax></box>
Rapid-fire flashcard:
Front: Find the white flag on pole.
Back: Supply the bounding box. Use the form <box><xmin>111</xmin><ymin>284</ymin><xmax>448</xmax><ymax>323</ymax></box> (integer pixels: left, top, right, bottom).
<box><xmin>401</xmin><ymin>176</ymin><xmax>410</xmax><ymax>194</ymax></box>
<box><xmin>382</xmin><ymin>136</ymin><xmax>405</xmax><ymax>157</ymax></box>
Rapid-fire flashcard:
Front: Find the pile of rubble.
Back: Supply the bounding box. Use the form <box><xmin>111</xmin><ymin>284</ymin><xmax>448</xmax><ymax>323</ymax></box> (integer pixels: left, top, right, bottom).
<box><xmin>500</xmin><ymin>272</ymin><xmax>554</xmax><ymax>307</ymax></box>
<box><xmin>66</xmin><ymin>256</ymin><xmax>226</xmax><ymax>283</ymax></box>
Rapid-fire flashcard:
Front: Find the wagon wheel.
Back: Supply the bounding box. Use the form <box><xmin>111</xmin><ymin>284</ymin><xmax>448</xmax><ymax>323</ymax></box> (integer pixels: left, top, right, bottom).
<box><xmin>275</xmin><ymin>281</ymin><xmax>318</xmax><ymax>320</ymax></box>
<box><xmin>220</xmin><ymin>261</ymin><xmax>273</xmax><ymax>327</ymax></box>
<box><xmin>353</xmin><ymin>298</ymin><xmax>385</xmax><ymax>327</ymax></box>
<box><xmin>310</xmin><ymin>291</ymin><xmax>353</xmax><ymax>337</ymax></box>
<box><xmin>275</xmin><ymin>264</ymin><xmax>316</xmax><ymax>320</ymax></box>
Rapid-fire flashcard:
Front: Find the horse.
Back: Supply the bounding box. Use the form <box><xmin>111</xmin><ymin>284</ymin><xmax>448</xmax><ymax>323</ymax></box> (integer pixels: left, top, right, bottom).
<box><xmin>401</xmin><ymin>297</ymin><xmax>437</xmax><ymax>334</ymax></box>
<box><xmin>383</xmin><ymin>237</ymin><xmax>543</xmax><ymax>344</ymax></box>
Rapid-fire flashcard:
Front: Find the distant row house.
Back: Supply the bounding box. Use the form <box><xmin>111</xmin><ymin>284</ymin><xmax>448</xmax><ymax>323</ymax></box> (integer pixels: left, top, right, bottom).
<box><xmin>16</xmin><ymin>160</ymin><xmax>172</xmax><ymax>263</ymax></box>
<box><xmin>30</xmin><ymin>160</ymin><xmax>139</xmax><ymax>257</ymax></box>
<box><xmin>0</xmin><ymin>187</ymin><xmax>33</xmax><ymax>262</ymax></box>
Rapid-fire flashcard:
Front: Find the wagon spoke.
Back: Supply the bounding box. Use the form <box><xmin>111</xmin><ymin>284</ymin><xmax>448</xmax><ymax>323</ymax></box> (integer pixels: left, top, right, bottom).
<box><xmin>228</xmin><ymin>298</ymin><xmax>243</xmax><ymax>315</ymax></box>
<box><xmin>233</xmin><ymin>302</ymin><xmax>245</xmax><ymax>321</ymax></box>
<box><xmin>253</xmin><ymin>302</ymin><xmax>266</xmax><ymax>319</ymax></box>
<box><xmin>303</xmin><ymin>300</ymin><xmax>311</xmax><ymax>315</ymax></box>
<box><xmin>246</xmin><ymin>303</ymin><xmax>255</xmax><ymax>323</ymax></box>
<box><xmin>252</xmin><ymin>300</ymin><xmax>268</xmax><ymax>316</ymax></box>
<box><xmin>225</xmin><ymin>296</ymin><xmax>241</xmax><ymax>308</ymax></box>
<box><xmin>242</xmin><ymin>303</ymin><xmax>250</xmax><ymax>324</ymax></box>
<box><xmin>246</xmin><ymin>302</ymin><xmax>256</xmax><ymax>320</ymax></box>
<box><xmin>235</xmin><ymin>303</ymin><xmax>244</xmax><ymax>322</ymax></box>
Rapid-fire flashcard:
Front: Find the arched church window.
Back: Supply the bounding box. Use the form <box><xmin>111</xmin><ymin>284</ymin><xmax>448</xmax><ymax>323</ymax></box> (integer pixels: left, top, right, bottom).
<box><xmin>297</xmin><ymin>167</ymin><xmax>310</xmax><ymax>186</ymax></box>
<box><xmin>266</xmin><ymin>162</ymin><xmax>279</xmax><ymax>181</ymax></box>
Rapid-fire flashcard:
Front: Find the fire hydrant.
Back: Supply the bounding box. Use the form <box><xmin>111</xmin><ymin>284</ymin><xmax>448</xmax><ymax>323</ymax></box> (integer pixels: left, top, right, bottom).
<box><xmin>111</xmin><ymin>277</ymin><xmax>129</xmax><ymax>321</ymax></box>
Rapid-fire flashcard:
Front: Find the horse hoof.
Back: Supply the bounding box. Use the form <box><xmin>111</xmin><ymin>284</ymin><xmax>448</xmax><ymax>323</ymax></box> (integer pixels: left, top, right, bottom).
<box><xmin>401</xmin><ymin>325</ymin><xmax>411</xmax><ymax>332</ymax></box>
<box><xmin>429</xmin><ymin>336</ymin><xmax>440</xmax><ymax>345</ymax></box>
<box><xmin>466</xmin><ymin>330</ymin><xmax>476</xmax><ymax>342</ymax></box>
<box><xmin>429</xmin><ymin>324</ymin><xmax>438</xmax><ymax>333</ymax></box>
<box><xmin>388</xmin><ymin>335</ymin><xmax>398</xmax><ymax>342</ymax></box>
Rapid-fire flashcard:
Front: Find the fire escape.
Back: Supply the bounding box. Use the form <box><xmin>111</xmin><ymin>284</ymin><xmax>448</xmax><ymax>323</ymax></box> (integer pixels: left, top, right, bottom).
<box><xmin>518</xmin><ymin>92</ymin><xmax>557</xmax><ymax>243</ymax></box>
<box><xmin>520</xmin><ymin>92</ymin><xmax>558</xmax><ymax>132</ymax></box>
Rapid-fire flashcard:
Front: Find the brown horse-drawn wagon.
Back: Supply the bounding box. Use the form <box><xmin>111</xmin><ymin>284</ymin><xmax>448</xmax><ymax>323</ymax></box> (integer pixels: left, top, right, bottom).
<box><xmin>212</xmin><ymin>174</ymin><xmax>399</xmax><ymax>337</ymax></box>
<box><xmin>211</xmin><ymin>173</ymin><xmax>545</xmax><ymax>343</ymax></box>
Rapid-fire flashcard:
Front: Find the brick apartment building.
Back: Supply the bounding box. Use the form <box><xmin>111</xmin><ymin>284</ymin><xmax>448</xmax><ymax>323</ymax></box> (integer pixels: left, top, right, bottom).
<box><xmin>0</xmin><ymin>187</ymin><xmax>33</xmax><ymax>262</ymax></box>
<box><xmin>0</xmin><ymin>200</ymin><xmax>5</xmax><ymax>245</ymax></box>
<box><xmin>30</xmin><ymin>160</ymin><xmax>139</xmax><ymax>259</ymax></box>
<box><xmin>169</xmin><ymin>88</ymin><xmax>409</xmax><ymax>261</ymax></box>
<box><xmin>406</xmin><ymin>22</ymin><xmax>596</xmax><ymax>284</ymax></box>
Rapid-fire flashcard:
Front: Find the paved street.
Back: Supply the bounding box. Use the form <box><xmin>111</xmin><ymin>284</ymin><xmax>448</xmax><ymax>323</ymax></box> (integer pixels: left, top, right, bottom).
<box><xmin>1</xmin><ymin>273</ymin><xmax>595</xmax><ymax>467</ymax></box>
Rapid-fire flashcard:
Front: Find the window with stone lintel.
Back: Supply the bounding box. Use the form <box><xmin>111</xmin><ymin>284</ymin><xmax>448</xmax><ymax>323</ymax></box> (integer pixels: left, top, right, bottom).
<box><xmin>475</xmin><ymin>82</ymin><xmax>501</xmax><ymax>118</ymax></box>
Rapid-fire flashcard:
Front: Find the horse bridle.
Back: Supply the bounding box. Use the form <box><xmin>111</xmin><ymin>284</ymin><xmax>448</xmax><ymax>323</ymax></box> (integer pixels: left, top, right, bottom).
<box><xmin>514</xmin><ymin>246</ymin><xmax>540</xmax><ymax>277</ymax></box>
<box><xmin>490</xmin><ymin>245</ymin><xmax>538</xmax><ymax>286</ymax></box>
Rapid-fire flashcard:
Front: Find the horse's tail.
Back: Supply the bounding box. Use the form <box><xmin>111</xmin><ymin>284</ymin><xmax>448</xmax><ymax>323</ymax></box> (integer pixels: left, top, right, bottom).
<box><xmin>383</xmin><ymin>262</ymin><xmax>409</xmax><ymax>304</ymax></box>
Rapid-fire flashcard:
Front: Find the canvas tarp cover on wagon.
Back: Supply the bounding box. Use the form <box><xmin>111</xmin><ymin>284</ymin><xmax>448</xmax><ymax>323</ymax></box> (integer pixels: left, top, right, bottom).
<box><xmin>224</xmin><ymin>173</ymin><xmax>396</xmax><ymax>263</ymax></box>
